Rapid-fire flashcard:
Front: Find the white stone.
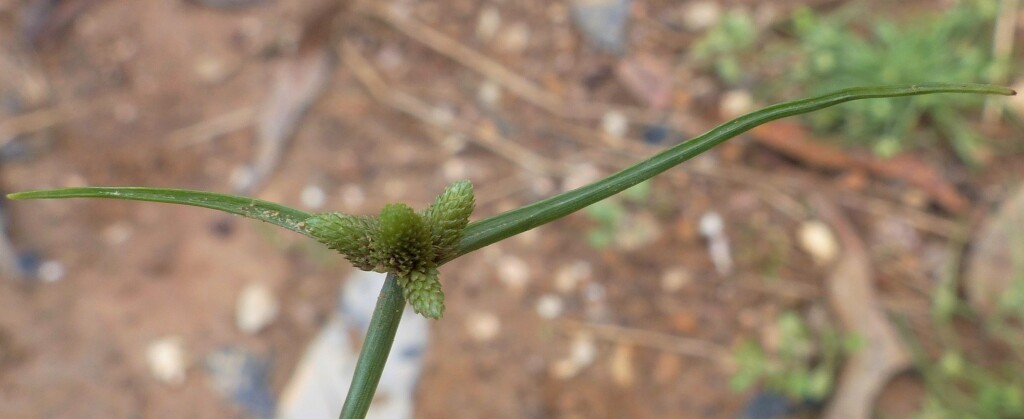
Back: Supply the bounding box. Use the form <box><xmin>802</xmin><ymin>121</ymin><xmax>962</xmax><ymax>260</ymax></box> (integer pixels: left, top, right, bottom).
<box><xmin>229</xmin><ymin>166</ymin><xmax>255</xmax><ymax>191</ymax></box>
<box><xmin>601</xmin><ymin>110</ymin><xmax>629</xmax><ymax>138</ymax></box>
<box><xmin>476</xmin><ymin>6</ymin><xmax>502</xmax><ymax>42</ymax></box>
<box><xmin>661</xmin><ymin>267</ymin><xmax>693</xmax><ymax>292</ymax></box>
<box><xmin>699</xmin><ymin>211</ymin><xmax>733</xmax><ymax>275</ymax></box>
<box><xmin>610</xmin><ymin>344</ymin><xmax>635</xmax><ymax>387</ymax></box>
<box><xmin>102</xmin><ymin>222</ymin><xmax>133</xmax><ymax>246</ymax></box>
<box><xmin>719</xmin><ymin>89</ymin><xmax>754</xmax><ymax>119</ymax></box>
<box><xmin>299</xmin><ymin>184</ymin><xmax>326</xmax><ymax>210</ymax></box>
<box><xmin>236</xmin><ymin>282</ymin><xmax>279</xmax><ymax>335</ymax></box>
<box><xmin>466</xmin><ymin>312</ymin><xmax>501</xmax><ymax>342</ymax></box>
<box><xmin>146</xmin><ymin>336</ymin><xmax>186</xmax><ymax>386</ymax></box>
<box><xmin>496</xmin><ymin>22</ymin><xmax>530</xmax><ymax>53</ymax></box>
<box><xmin>681</xmin><ymin>1</ymin><xmax>722</xmax><ymax>31</ymax></box>
<box><xmin>798</xmin><ymin>220</ymin><xmax>839</xmax><ymax>265</ymax></box>
<box><xmin>37</xmin><ymin>260</ymin><xmax>65</xmax><ymax>283</ymax></box>
<box><xmin>699</xmin><ymin>211</ymin><xmax>724</xmax><ymax>237</ymax></box>
<box><xmin>550</xmin><ymin>333</ymin><xmax>597</xmax><ymax>379</ymax></box>
<box><xmin>535</xmin><ymin>294</ymin><xmax>564</xmax><ymax>319</ymax></box>
<box><xmin>554</xmin><ymin>260</ymin><xmax>592</xmax><ymax>293</ymax></box>
<box><xmin>569</xmin><ymin>333</ymin><xmax>597</xmax><ymax>367</ymax></box>
<box><xmin>497</xmin><ymin>255</ymin><xmax>531</xmax><ymax>293</ymax></box>
<box><xmin>194</xmin><ymin>55</ymin><xmax>230</xmax><ymax>84</ymax></box>
<box><xmin>477</xmin><ymin>80</ymin><xmax>502</xmax><ymax>107</ymax></box>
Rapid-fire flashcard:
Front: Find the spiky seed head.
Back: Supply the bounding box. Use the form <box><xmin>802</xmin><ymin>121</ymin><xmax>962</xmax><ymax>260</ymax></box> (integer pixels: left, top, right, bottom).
<box><xmin>378</xmin><ymin>203</ymin><xmax>434</xmax><ymax>276</ymax></box>
<box><xmin>304</xmin><ymin>181</ymin><xmax>474</xmax><ymax>319</ymax></box>
<box><xmin>304</xmin><ymin>213</ymin><xmax>382</xmax><ymax>271</ymax></box>
<box><xmin>422</xmin><ymin>180</ymin><xmax>475</xmax><ymax>261</ymax></box>
<box><xmin>400</xmin><ymin>268</ymin><xmax>445</xmax><ymax>319</ymax></box>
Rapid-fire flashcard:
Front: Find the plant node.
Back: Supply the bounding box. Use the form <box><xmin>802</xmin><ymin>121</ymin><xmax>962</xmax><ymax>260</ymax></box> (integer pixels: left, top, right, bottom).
<box><xmin>304</xmin><ymin>180</ymin><xmax>474</xmax><ymax>319</ymax></box>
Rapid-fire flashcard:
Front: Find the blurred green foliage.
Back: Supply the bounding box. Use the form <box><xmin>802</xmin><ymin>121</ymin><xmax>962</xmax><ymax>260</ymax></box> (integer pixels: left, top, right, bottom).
<box><xmin>915</xmin><ymin>350</ymin><xmax>1024</xmax><ymax>419</ymax></box>
<box><xmin>692</xmin><ymin>10</ymin><xmax>757</xmax><ymax>85</ymax></box>
<box><xmin>729</xmin><ymin>311</ymin><xmax>858</xmax><ymax>403</ymax></box>
<box><xmin>788</xmin><ymin>1</ymin><xmax>1001</xmax><ymax>163</ymax></box>
<box><xmin>695</xmin><ymin>0</ymin><xmax>1007</xmax><ymax>164</ymax></box>
<box><xmin>583</xmin><ymin>180</ymin><xmax>651</xmax><ymax>249</ymax></box>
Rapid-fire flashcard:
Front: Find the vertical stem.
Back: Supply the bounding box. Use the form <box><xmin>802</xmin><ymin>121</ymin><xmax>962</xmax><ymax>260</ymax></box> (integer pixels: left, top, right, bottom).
<box><xmin>339</xmin><ymin>273</ymin><xmax>406</xmax><ymax>419</ymax></box>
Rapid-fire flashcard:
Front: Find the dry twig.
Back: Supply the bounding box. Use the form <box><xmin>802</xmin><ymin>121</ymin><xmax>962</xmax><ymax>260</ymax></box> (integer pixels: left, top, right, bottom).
<box><xmin>558</xmin><ymin>318</ymin><xmax>732</xmax><ymax>366</ymax></box>
<box><xmin>339</xmin><ymin>41</ymin><xmax>561</xmax><ymax>176</ymax></box>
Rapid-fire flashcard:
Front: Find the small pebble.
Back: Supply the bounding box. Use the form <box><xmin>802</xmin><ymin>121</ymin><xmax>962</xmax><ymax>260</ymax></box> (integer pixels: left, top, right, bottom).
<box><xmin>643</xmin><ymin>124</ymin><xmax>671</xmax><ymax>145</ymax></box>
<box><xmin>569</xmin><ymin>333</ymin><xmax>597</xmax><ymax>367</ymax></box>
<box><xmin>797</xmin><ymin>220</ymin><xmax>839</xmax><ymax>266</ymax></box>
<box><xmin>550</xmin><ymin>333</ymin><xmax>598</xmax><ymax>379</ymax></box>
<box><xmin>610</xmin><ymin>344</ymin><xmax>635</xmax><ymax>387</ymax></box>
<box><xmin>681</xmin><ymin>1</ymin><xmax>722</xmax><ymax>31</ymax></box>
<box><xmin>37</xmin><ymin>260</ymin><xmax>65</xmax><ymax>283</ymax></box>
<box><xmin>700</xmin><ymin>211</ymin><xmax>734</xmax><ymax>275</ymax></box>
<box><xmin>535</xmin><ymin>294</ymin><xmax>564</xmax><ymax>319</ymax></box>
<box><xmin>102</xmin><ymin>222</ymin><xmax>134</xmax><ymax>246</ymax></box>
<box><xmin>374</xmin><ymin>45</ymin><xmax>405</xmax><ymax>74</ymax></box>
<box><xmin>194</xmin><ymin>55</ymin><xmax>230</xmax><ymax>84</ymax></box>
<box><xmin>601</xmin><ymin>111</ymin><xmax>629</xmax><ymax>139</ymax></box>
<box><xmin>554</xmin><ymin>260</ymin><xmax>592</xmax><ymax>293</ymax></box>
<box><xmin>699</xmin><ymin>212</ymin><xmax>724</xmax><ymax>237</ymax></box>
<box><xmin>147</xmin><ymin>336</ymin><xmax>187</xmax><ymax>386</ymax></box>
<box><xmin>660</xmin><ymin>267</ymin><xmax>693</xmax><ymax>292</ymax></box>
<box><xmin>496</xmin><ymin>22</ymin><xmax>530</xmax><ymax>53</ymax></box>
<box><xmin>236</xmin><ymin>282</ymin><xmax>279</xmax><ymax>335</ymax></box>
<box><xmin>550</xmin><ymin>358</ymin><xmax>579</xmax><ymax>379</ymax></box>
<box><xmin>229</xmin><ymin>166</ymin><xmax>255</xmax><ymax>191</ymax></box>
<box><xmin>477</xmin><ymin>80</ymin><xmax>502</xmax><ymax>107</ymax></box>
<box><xmin>16</xmin><ymin>251</ymin><xmax>41</xmax><ymax>276</ymax></box>
<box><xmin>299</xmin><ymin>185</ymin><xmax>326</xmax><ymax>210</ymax></box>
<box><xmin>570</xmin><ymin>0</ymin><xmax>631</xmax><ymax>53</ymax></box>
<box><xmin>497</xmin><ymin>255</ymin><xmax>531</xmax><ymax>293</ymax></box>
<box><xmin>466</xmin><ymin>312</ymin><xmax>501</xmax><ymax>342</ymax></box>
<box><xmin>741</xmin><ymin>391</ymin><xmax>793</xmax><ymax>419</ymax></box>
<box><xmin>719</xmin><ymin>89</ymin><xmax>754</xmax><ymax>119</ymax></box>
<box><xmin>476</xmin><ymin>6</ymin><xmax>502</xmax><ymax>42</ymax></box>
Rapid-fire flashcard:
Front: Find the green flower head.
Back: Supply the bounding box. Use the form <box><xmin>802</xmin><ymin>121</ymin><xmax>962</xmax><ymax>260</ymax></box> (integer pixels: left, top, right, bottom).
<box><xmin>304</xmin><ymin>180</ymin><xmax>474</xmax><ymax>319</ymax></box>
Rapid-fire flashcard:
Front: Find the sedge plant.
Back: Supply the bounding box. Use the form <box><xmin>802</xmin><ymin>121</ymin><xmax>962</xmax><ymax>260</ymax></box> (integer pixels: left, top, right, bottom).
<box><xmin>7</xmin><ymin>83</ymin><xmax>1014</xmax><ymax>419</ymax></box>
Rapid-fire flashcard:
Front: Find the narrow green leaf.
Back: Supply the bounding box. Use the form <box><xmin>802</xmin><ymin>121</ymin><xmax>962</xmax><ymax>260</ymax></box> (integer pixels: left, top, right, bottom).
<box><xmin>453</xmin><ymin>83</ymin><xmax>1015</xmax><ymax>260</ymax></box>
<box><xmin>7</xmin><ymin>187</ymin><xmax>313</xmax><ymax>236</ymax></box>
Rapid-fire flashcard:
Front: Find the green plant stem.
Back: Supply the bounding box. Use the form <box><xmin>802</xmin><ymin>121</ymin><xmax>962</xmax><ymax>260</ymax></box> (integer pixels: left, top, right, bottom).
<box><xmin>452</xmin><ymin>83</ymin><xmax>1014</xmax><ymax>259</ymax></box>
<box><xmin>340</xmin><ymin>273</ymin><xmax>406</xmax><ymax>419</ymax></box>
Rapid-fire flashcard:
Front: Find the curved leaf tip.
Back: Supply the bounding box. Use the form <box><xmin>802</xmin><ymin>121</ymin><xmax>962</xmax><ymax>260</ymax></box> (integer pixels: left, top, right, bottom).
<box><xmin>7</xmin><ymin>187</ymin><xmax>313</xmax><ymax>237</ymax></box>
